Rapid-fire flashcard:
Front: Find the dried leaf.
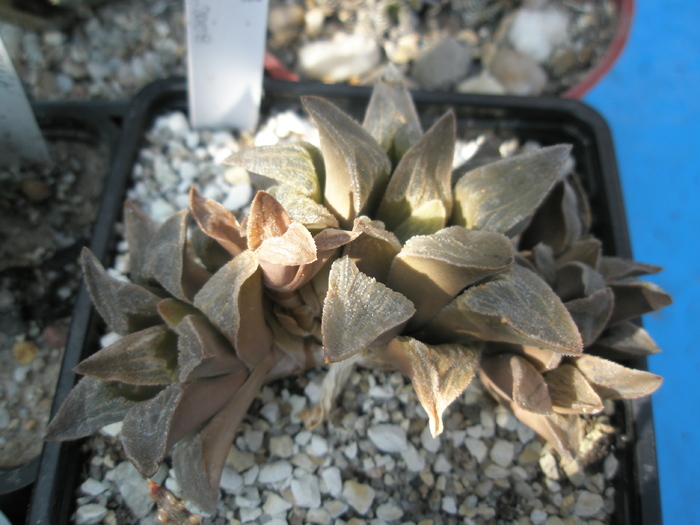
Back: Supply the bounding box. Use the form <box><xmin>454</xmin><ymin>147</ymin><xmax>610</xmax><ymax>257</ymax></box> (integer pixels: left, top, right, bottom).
<box><xmin>74</xmin><ymin>325</ymin><xmax>177</xmax><ymax>385</ymax></box>
<box><xmin>574</xmin><ymin>354</ymin><xmax>663</xmax><ymax>400</ymax></box>
<box><xmin>544</xmin><ymin>364</ymin><xmax>604</xmax><ymax>415</ymax></box>
<box><xmin>172</xmin><ymin>355</ymin><xmax>274</xmax><ymax>513</ymax></box>
<box><xmin>121</xmin><ymin>372</ymin><xmax>248</xmax><ymax>477</ymax></box>
<box><xmin>141</xmin><ymin>210</ymin><xmax>211</xmax><ymax>302</ymax></box>
<box><xmin>516</xmin><ymin>345</ymin><xmax>563</xmax><ymax>372</ymax></box>
<box><xmin>555</xmin><ymin>262</ymin><xmax>606</xmax><ymax>302</ymax></box>
<box><xmin>590</xmin><ymin>321</ymin><xmax>661</xmax><ymax>359</ymax></box>
<box><xmin>376</xmin><ymin>111</ymin><xmax>455</xmax><ymax>236</ymax></box>
<box><xmin>509</xmin><ymin>405</ymin><xmax>581</xmax><ymax>460</ymax></box>
<box><xmin>322</xmin><ymin>256</ymin><xmax>415</xmax><ymax>363</ymax></box>
<box><xmin>565</xmin><ymin>287</ymin><xmax>614</xmax><ymax>346</ymax></box>
<box><xmin>176</xmin><ymin>314</ymin><xmax>246</xmax><ymax>382</ymax></box>
<box><xmin>344</xmin><ymin>216</ymin><xmax>402</xmax><ymax>282</ymax></box>
<box><xmin>80</xmin><ymin>248</ymin><xmax>162</xmax><ymax>335</ymax></box>
<box><xmin>257</xmin><ymin>222</ymin><xmax>317</xmax><ymax>289</ymax></box>
<box><xmin>388</xmin><ymin>226</ymin><xmax>514</xmax><ymax>329</ymax></box>
<box><xmin>390</xmin><ymin>336</ymin><xmax>480</xmax><ymax>436</ymax></box>
<box><xmin>194</xmin><ymin>250</ymin><xmax>272</xmax><ymax>369</ymax></box>
<box><xmin>303</xmin><ymin>96</ymin><xmax>391</xmax><ymax>229</ymax></box>
<box><xmin>608</xmin><ymin>278</ymin><xmax>672</xmax><ymax>325</ymax></box>
<box><xmin>597</xmin><ymin>256</ymin><xmax>662</xmax><ymax>281</ymax></box>
<box><xmin>429</xmin><ymin>265</ymin><xmax>583</xmax><ymax>355</ymax></box>
<box><xmin>267</xmin><ymin>184</ymin><xmax>339</xmax><ymax>230</ymax></box>
<box><xmin>224</xmin><ymin>142</ymin><xmax>323</xmax><ymax>201</ymax></box>
<box><xmin>246</xmin><ymin>191</ymin><xmax>291</xmax><ymax>250</ymax></box>
<box><xmin>45</xmin><ymin>376</ymin><xmax>154</xmax><ymax>441</ymax></box>
<box><xmin>189</xmin><ymin>187</ymin><xmax>246</xmax><ymax>256</ymax></box>
<box><xmin>452</xmin><ymin>145</ymin><xmax>571</xmax><ymax>236</ymax></box>
<box><xmin>124</xmin><ymin>200</ymin><xmax>157</xmax><ymax>284</ymax></box>
<box><xmin>362</xmin><ymin>75</ymin><xmax>422</xmax><ymax>161</ymax></box>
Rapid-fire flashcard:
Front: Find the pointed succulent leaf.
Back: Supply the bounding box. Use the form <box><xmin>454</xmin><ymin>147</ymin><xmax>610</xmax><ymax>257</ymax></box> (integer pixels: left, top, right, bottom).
<box><xmin>172</xmin><ymin>355</ymin><xmax>274</xmax><ymax>512</ymax></box>
<box><xmin>544</xmin><ymin>364</ymin><xmax>604</xmax><ymax>415</ymax></box>
<box><xmin>390</xmin><ymin>336</ymin><xmax>480</xmax><ymax>437</ymax></box>
<box><xmin>565</xmin><ymin>287</ymin><xmax>615</xmax><ymax>346</ymax></box>
<box><xmin>141</xmin><ymin>210</ymin><xmax>212</xmax><ymax>302</ymax></box>
<box><xmin>121</xmin><ymin>371</ymin><xmax>248</xmax><ymax>477</ymax></box>
<box><xmin>322</xmin><ymin>256</ymin><xmax>415</xmax><ymax>363</ymax></box>
<box><xmin>376</xmin><ymin>111</ymin><xmax>455</xmax><ymax>235</ymax></box>
<box><xmin>303</xmin><ymin>95</ymin><xmax>391</xmax><ymax>229</ymax></box>
<box><xmin>194</xmin><ymin>250</ymin><xmax>272</xmax><ymax>369</ymax></box>
<box><xmin>452</xmin><ymin>145</ymin><xmax>571</xmax><ymax>236</ymax></box>
<box><xmin>190</xmin><ymin>227</ymin><xmax>234</xmax><ymax>273</ymax></box>
<box><xmin>157</xmin><ymin>298</ymin><xmax>201</xmax><ymax>330</ymax></box>
<box><xmin>362</xmin><ymin>75</ymin><xmax>422</xmax><ymax>161</ymax></box>
<box><xmin>529</xmin><ymin>243</ymin><xmax>557</xmax><ymax>287</ymax></box>
<box><xmin>45</xmin><ymin>376</ymin><xmax>152</xmax><ymax>441</ymax></box>
<box><xmin>509</xmin><ymin>404</ymin><xmax>581</xmax><ymax>460</ymax></box>
<box><xmin>555</xmin><ymin>261</ymin><xmax>607</xmax><ymax>302</ymax></box>
<box><xmin>123</xmin><ymin>200</ymin><xmax>157</xmax><ymax>284</ymax></box>
<box><xmin>267</xmin><ymin>184</ymin><xmax>339</xmax><ymax>230</ymax></box>
<box><xmin>608</xmin><ymin>278</ymin><xmax>672</xmax><ymax>325</ymax></box>
<box><xmin>480</xmin><ymin>353</ymin><xmax>553</xmax><ymax>414</ymax></box>
<box><xmin>74</xmin><ymin>325</ymin><xmax>177</xmax><ymax>385</ymax></box>
<box><xmin>590</xmin><ymin>321</ymin><xmax>661</xmax><ymax>359</ymax></box>
<box><xmin>391</xmin><ymin>199</ymin><xmax>449</xmax><ymax>244</ymax></box>
<box><xmin>598</xmin><ymin>256</ymin><xmax>662</xmax><ymax>281</ymax></box>
<box><xmin>257</xmin><ymin>221</ymin><xmax>317</xmax><ymax>289</ymax></box>
<box><xmin>574</xmin><ymin>354</ymin><xmax>663</xmax><ymax>400</ymax></box>
<box><xmin>515</xmin><ymin>345</ymin><xmax>563</xmax><ymax>372</ymax></box>
<box><xmin>388</xmin><ymin>226</ymin><xmax>514</xmax><ymax>329</ymax></box>
<box><xmin>429</xmin><ymin>265</ymin><xmax>583</xmax><ymax>355</ymax></box>
<box><xmin>80</xmin><ymin>248</ymin><xmax>162</xmax><ymax>335</ymax></box>
<box><xmin>189</xmin><ymin>186</ymin><xmax>246</xmax><ymax>256</ymax></box>
<box><xmin>343</xmin><ymin>216</ymin><xmax>402</xmax><ymax>282</ymax></box>
<box><xmin>224</xmin><ymin>142</ymin><xmax>323</xmax><ymax>201</ymax></box>
<box><xmin>246</xmin><ymin>191</ymin><xmax>291</xmax><ymax>250</ymax></box>
<box><xmin>176</xmin><ymin>314</ymin><xmax>245</xmax><ymax>382</ymax></box>
<box><xmin>557</xmin><ymin>238</ymin><xmax>602</xmax><ymax>269</ymax></box>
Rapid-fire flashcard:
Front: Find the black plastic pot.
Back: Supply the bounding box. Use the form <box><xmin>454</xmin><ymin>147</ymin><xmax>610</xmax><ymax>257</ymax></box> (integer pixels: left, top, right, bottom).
<box><xmin>0</xmin><ymin>101</ymin><xmax>123</xmax><ymax>524</ymax></box>
<box><xmin>26</xmin><ymin>77</ymin><xmax>661</xmax><ymax>525</ymax></box>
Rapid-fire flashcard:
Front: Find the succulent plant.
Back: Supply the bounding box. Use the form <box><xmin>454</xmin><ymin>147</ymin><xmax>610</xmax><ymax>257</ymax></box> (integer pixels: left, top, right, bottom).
<box><xmin>46</xmin><ymin>75</ymin><xmax>670</xmax><ymax>514</ymax></box>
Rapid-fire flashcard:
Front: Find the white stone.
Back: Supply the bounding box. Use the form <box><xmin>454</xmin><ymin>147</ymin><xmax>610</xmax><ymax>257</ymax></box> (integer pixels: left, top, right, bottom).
<box><xmin>306</xmin><ymin>507</ymin><xmax>331</xmax><ymax>525</ymax></box>
<box><xmin>243</xmin><ymin>464</ymin><xmax>259</xmax><ymax>485</ymax></box>
<box><xmin>112</xmin><ymin>461</ymin><xmax>153</xmax><ymax>518</ymax></box>
<box><xmin>220</xmin><ymin>466</ymin><xmax>244</xmax><ymax>494</ymax></box>
<box><xmin>75</xmin><ymin>503</ymin><xmax>108</xmax><ymax>525</ymax></box>
<box><xmin>411</xmin><ymin>37</ymin><xmax>472</xmax><ymax>90</ymax></box>
<box><xmin>321</xmin><ymin>466</ymin><xmax>343</xmax><ymax>497</ymax></box>
<box><xmin>539</xmin><ymin>453</ymin><xmax>561</xmax><ymax>480</ymax></box>
<box><xmin>324</xmin><ymin>499</ymin><xmax>349</xmax><ymax>518</ymax></box>
<box><xmin>484</xmin><ymin>464</ymin><xmax>509</xmax><ymax>480</ymax></box>
<box><xmin>289</xmin><ymin>394</ymin><xmax>307</xmax><ymax>422</ymax></box>
<box><xmin>263</xmin><ymin>492</ymin><xmax>293</xmax><ymax>516</ymax></box>
<box><xmin>442</xmin><ymin>496</ymin><xmax>458</xmax><ymax>515</ymax></box>
<box><xmin>401</xmin><ymin>443</ymin><xmax>426</xmax><ymax>473</ymax></box>
<box><xmin>244</xmin><ymin>429</ymin><xmax>264</xmax><ymax>452</ymax></box>
<box><xmin>603</xmin><ymin>453</ymin><xmax>619</xmax><ymax>480</ymax></box>
<box><xmin>298</xmin><ymin>32</ymin><xmax>381</xmax><ymax>83</ymax></box>
<box><xmin>258</xmin><ymin>460</ymin><xmax>293</xmax><ymax>484</ymax></box>
<box><xmin>465</xmin><ymin>437</ymin><xmax>488</xmax><ymax>463</ymax></box>
<box><xmin>222</xmin><ymin>184</ymin><xmax>253</xmax><ymax>212</ymax></box>
<box><xmin>433</xmin><ymin>454</ymin><xmax>452</xmax><ymax>474</ymax></box>
<box><xmin>308</xmin><ymin>435</ymin><xmax>329</xmax><ymax>457</ymax></box>
<box><xmin>490</xmin><ymin>439</ymin><xmax>515</xmax><ymax>467</ymax></box>
<box><xmin>367</xmin><ymin>424</ymin><xmax>407</xmax><ymax>453</ymax></box>
<box><xmin>79</xmin><ymin>478</ymin><xmax>108</xmax><ymax>497</ymax></box>
<box><xmin>369</xmin><ymin>384</ymin><xmax>394</xmax><ymax>399</ymax></box>
<box><xmin>239</xmin><ymin>507</ymin><xmax>262</xmax><ymax>523</ymax></box>
<box><xmin>517</xmin><ymin>422</ymin><xmax>537</xmax><ymax>444</ymax></box>
<box><xmin>291</xmin><ymin>473</ymin><xmax>321</xmax><ymax>508</ymax></box>
<box><xmin>235</xmin><ymin>487</ymin><xmax>261</xmax><ymax>508</ymax></box>
<box><xmin>530</xmin><ymin>508</ymin><xmax>548</xmax><ymax>525</ymax></box>
<box><xmin>420</xmin><ymin>424</ymin><xmax>441</xmax><ymax>454</ymax></box>
<box><xmin>490</xmin><ymin>48</ymin><xmax>548</xmax><ymax>96</ymax></box>
<box><xmin>376</xmin><ymin>502</ymin><xmax>403</xmax><ymax>521</ymax></box>
<box><xmin>573</xmin><ymin>490</ymin><xmax>604</xmax><ymax>517</ymax></box>
<box><xmin>509</xmin><ymin>6</ymin><xmax>570</xmax><ymax>62</ymax></box>
<box><xmin>270</xmin><ymin>434</ymin><xmax>294</xmax><ymax>459</ymax></box>
<box><xmin>342</xmin><ymin>480</ymin><xmax>375</xmax><ymax>516</ymax></box>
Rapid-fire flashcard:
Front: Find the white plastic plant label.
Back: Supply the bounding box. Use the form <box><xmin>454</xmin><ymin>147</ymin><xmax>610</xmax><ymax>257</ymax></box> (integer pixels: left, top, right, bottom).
<box><xmin>0</xmin><ymin>35</ymin><xmax>51</xmax><ymax>167</ymax></box>
<box><xmin>185</xmin><ymin>0</ymin><xmax>270</xmax><ymax>131</ymax></box>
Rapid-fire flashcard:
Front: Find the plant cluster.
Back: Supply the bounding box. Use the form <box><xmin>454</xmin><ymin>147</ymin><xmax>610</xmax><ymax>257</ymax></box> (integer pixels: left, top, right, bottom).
<box><xmin>46</xmin><ymin>76</ymin><xmax>669</xmax><ymax>513</ymax></box>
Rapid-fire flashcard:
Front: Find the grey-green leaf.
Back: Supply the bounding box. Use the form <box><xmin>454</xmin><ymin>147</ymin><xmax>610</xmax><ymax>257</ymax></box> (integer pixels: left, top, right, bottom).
<box><xmin>590</xmin><ymin>321</ymin><xmax>661</xmax><ymax>359</ymax></box>
<box><xmin>452</xmin><ymin>144</ymin><xmax>571</xmax><ymax>236</ymax></box>
<box><xmin>565</xmin><ymin>287</ymin><xmax>614</xmax><ymax>346</ymax></box>
<box><xmin>344</xmin><ymin>216</ymin><xmax>402</xmax><ymax>282</ymax></box>
<box><xmin>123</xmin><ymin>200</ymin><xmax>157</xmax><ymax>284</ymax></box>
<box><xmin>608</xmin><ymin>278</ymin><xmax>672</xmax><ymax>325</ymax></box>
<box><xmin>322</xmin><ymin>256</ymin><xmax>415</xmax><ymax>363</ymax></box>
<box><xmin>267</xmin><ymin>184</ymin><xmax>339</xmax><ymax>231</ymax></box>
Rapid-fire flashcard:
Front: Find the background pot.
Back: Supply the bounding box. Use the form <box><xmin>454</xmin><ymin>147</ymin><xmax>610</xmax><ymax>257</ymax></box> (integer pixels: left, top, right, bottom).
<box><xmin>27</xmin><ymin>76</ymin><xmax>660</xmax><ymax>525</ymax></box>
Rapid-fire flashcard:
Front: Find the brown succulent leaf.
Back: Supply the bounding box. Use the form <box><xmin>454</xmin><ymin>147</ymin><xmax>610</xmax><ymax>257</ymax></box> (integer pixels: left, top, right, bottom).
<box><xmin>555</xmin><ymin>261</ymin><xmax>607</xmax><ymax>302</ymax></box>
<box><xmin>452</xmin><ymin>145</ymin><xmax>571</xmax><ymax>236</ymax></box>
<box><xmin>176</xmin><ymin>314</ymin><xmax>246</xmax><ymax>382</ymax></box>
<box><xmin>390</xmin><ymin>336</ymin><xmax>480</xmax><ymax>436</ymax></box>
<box><xmin>246</xmin><ymin>191</ymin><xmax>291</xmax><ymax>250</ymax></box>
<box><xmin>362</xmin><ymin>73</ymin><xmax>423</xmax><ymax>161</ymax></box>
<box><xmin>45</xmin><ymin>377</ymin><xmax>155</xmax><ymax>441</ymax></box>
<box><xmin>516</xmin><ymin>345</ymin><xmax>563</xmax><ymax>372</ymax></box>
<box><xmin>257</xmin><ymin>222</ymin><xmax>317</xmax><ymax>289</ymax></box>
<box><xmin>157</xmin><ymin>298</ymin><xmax>201</xmax><ymax>330</ymax></box>
<box><xmin>388</xmin><ymin>226</ymin><xmax>514</xmax><ymax>329</ymax></box>
<box><xmin>557</xmin><ymin>238</ymin><xmax>602</xmax><ymax>269</ymax></box>
<box><xmin>74</xmin><ymin>325</ymin><xmax>177</xmax><ymax>385</ymax></box>
<box><xmin>342</xmin><ymin>216</ymin><xmax>402</xmax><ymax>283</ymax></box>
<box><xmin>597</xmin><ymin>256</ymin><xmax>662</xmax><ymax>281</ymax></box>
<box><xmin>590</xmin><ymin>321</ymin><xmax>662</xmax><ymax>359</ymax></box>
<box><xmin>141</xmin><ymin>210</ymin><xmax>212</xmax><ymax>303</ymax></box>
<box><xmin>121</xmin><ymin>371</ymin><xmax>248</xmax><ymax>478</ymax></box>
<box><xmin>510</xmin><ymin>405</ymin><xmax>581</xmax><ymax>460</ymax></box>
<box><xmin>189</xmin><ymin>186</ymin><xmax>246</xmax><ymax>256</ymax></box>
<box><xmin>544</xmin><ymin>364</ymin><xmax>604</xmax><ymax>415</ymax></box>
<box><xmin>480</xmin><ymin>353</ymin><xmax>553</xmax><ymax>414</ymax></box>
<box><xmin>376</xmin><ymin>111</ymin><xmax>456</xmax><ymax>237</ymax></box>
<box><xmin>429</xmin><ymin>265</ymin><xmax>583</xmax><ymax>355</ymax></box>
<box><xmin>224</xmin><ymin>142</ymin><xmax>323</xmax><ymax>201</ymax></box>
<box><xmin>80</xmin><ymin>248</ymin><xmax>162</xmax><ymax>335</ymax></box>
<box><xmin>322</xmin><ymin>256</ymin><xmax>415</xmax><ymax>363</ymax></box>
<box><xmin>574</xmin><ymin>354</ymin><xmax>663</xmax><ymax>400</ymax></box>
<box><xmin>565</xmin><ymin>287</ymin><xmax>615</xmax><ymax>346</ymax></box>
<box><xmin>530</xmin><ymin>243</ymin><xmax>557</xmax><ymax>287</ymax></box>
<box><xmin>267</xmin><ymin>184</ymin><xmax>339</xmax><ymax>230</ymax></box>
<box><xmin>189</xmin><ymin>227</ymin><xmax>233</xmax><ymax>274</ymax></box>
<box><xmin>172</xmin><ymin>354</ymin><xmax>274</xmax><ymax>513</ymax></box>
<box><xmin>123</xmin><ymin>200</ymin><xmax>157</xmax><ymax>284</ymax></box>
<box><xmin>194</xmin><ymin>250</ymin><xmax>272</xmax><ymax>369</ymax></box>
<box><xmin>608</xmin><ymin>278</ymin><xmax>672</xmax><ymax>325</ymax></box>
<box><xmin>303</xmin><ymin>95</ymin><xmax>391</xmax><ymax>229</ymax></box>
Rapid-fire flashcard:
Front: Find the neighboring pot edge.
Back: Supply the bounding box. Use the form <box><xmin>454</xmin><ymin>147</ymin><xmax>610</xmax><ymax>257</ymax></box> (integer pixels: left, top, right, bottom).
<box><xmin>27</xmin><ymin>76</ymin><xmax>660</xmax><ymax>525</ymax></box>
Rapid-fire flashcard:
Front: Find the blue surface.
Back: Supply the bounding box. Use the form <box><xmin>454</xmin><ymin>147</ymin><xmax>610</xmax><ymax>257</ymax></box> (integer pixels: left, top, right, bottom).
<box><xmin>585</xmin><ymin>3</ymin><xmax>700</xmax><ymax>524</ymax></box>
